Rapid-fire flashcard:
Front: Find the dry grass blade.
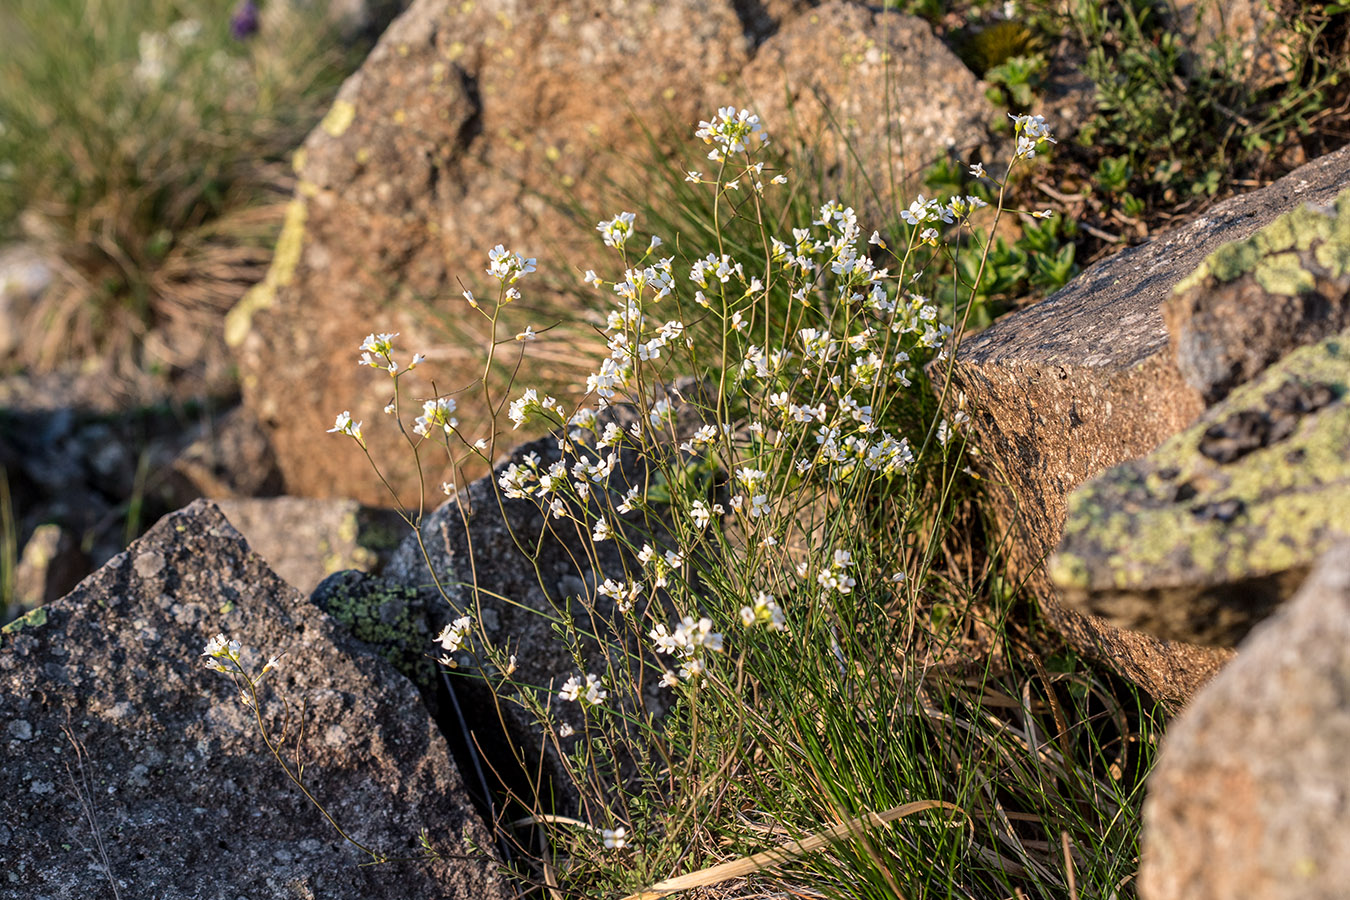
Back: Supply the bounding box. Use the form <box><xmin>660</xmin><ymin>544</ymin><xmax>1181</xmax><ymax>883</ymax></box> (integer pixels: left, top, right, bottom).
<box><xmin>620</xmin><ymin>801</ymin><xmax>964</xmax><ymax>900</ymax></box>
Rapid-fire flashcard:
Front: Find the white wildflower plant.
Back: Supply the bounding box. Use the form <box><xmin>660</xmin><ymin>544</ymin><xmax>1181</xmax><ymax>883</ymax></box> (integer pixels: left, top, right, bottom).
<box><xmin>246</xmin><ymin>106</ymin><xmax>1063</xmax><ymax>887</ymax></box>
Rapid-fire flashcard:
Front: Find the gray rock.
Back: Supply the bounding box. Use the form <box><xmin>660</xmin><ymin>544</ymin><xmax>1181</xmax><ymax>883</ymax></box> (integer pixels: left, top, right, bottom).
<box><xmin>216</xmin><ymin>496</ymin><xmax>405</xmax><ymax>594</ymax></box>
<box><xmin>1164</xmin><ymin>187</ymin><xmax>1350</xmax><ymax>404</ymax></box>
<box><xmin>0</xmin><ymin>499</ymin><xmax>509</xmax><ymax>900</ymax></box>
<box><xmin>930</xmin><ymin>143</ymin><xmax>1350</xmax><ymax>705</ymax></box>
<box><xmin>172</xmin><ymin>406</ymin><xmax>285</xmax><ymax>499</ymax></box>
<box><xmin>1140</xmin><ymin>542</ymin><xmax>1350</xmax><ymax>900</ymax></box>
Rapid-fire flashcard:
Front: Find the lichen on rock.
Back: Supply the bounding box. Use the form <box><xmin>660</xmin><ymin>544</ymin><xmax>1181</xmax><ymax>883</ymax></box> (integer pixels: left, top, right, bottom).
<box><xmin>1166</xmin><ymin>188</ymin><xmax>1350</xmax><ymax>403</ymax></box>
<box><xmin>1051</xmin><ymin>329</ymin><xmax>1350</xmax><ymax>646</ymax></box>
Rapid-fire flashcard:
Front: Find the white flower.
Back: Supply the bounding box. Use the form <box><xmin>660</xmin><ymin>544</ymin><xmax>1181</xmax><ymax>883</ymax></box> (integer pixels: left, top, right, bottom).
<box><xmin>413</xmin><ymin>397</ymin><xmax>458</xmax><ymax>437</ymax></box>
<box><xmin>558</xmin><ymin>722</ymin><xmax>574</xmax><ymax>738</ymax></box>
<box><xmin>597</xmin><ymin>212</ymin><xmax>637</xmax><ymax>249</ymax></box>
<box><xmin>741</xmin><ymin>591</ymin><xmax>786</xmax><ymax>631</ymax></box>
<box><xmin>583</xmin><ymin>269</ymin><xmax>603</xmax><ymax>288</ymax></box>
<box><xmin>592</xmin><ymin>519</ymin><xmax>613</xmax><ymax>542</ymax></box>
<box><xmin>435</xmin><ymin>616</ymin><xmax>473</xmax><ymax>652</ymax></box>
<box><xmin>602</xmin><ymin>826</ymin><xmax>628</xmax><ymax>849</ymax></box>
<box><xmin>327</xmin><ymin>411</ymin><xmax>364</xmax><ymax>446</ymax></box>
<box><xmin>695</xmin><ymin>106</ymin><xmax>766</xmax><ymax>156</ymax></box>
<box><xmin>487</xmin><ymin>244</ymin><xmax>537</xmax><ymax>283</ymax></box>
<box><xmin>515</xmin><ymin>326</ymin><xmax>537</xmax><ymax>341</ymax></box>
<box><xmin>660</xmin><ymin>670</ymin><xmax>680</xmax><ymax>688</ymax></box>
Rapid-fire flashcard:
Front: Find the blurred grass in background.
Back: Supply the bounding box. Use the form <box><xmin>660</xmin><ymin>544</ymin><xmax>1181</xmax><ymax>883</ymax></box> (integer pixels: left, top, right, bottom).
<box><xmin>0</xmin><ymin>0</ymin><xmax>364</xmax><ymax>379</ymax></box>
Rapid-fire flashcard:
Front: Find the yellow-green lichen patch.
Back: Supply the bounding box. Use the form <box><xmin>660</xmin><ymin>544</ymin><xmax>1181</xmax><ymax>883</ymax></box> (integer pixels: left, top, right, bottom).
<box><xmin>225</xmin><ymin>197</ymin><xmax>308</xmax><ymax>347</ymax></box>
<box><xmin>1</xmin><ymin>607</ymin><xmax>48</xmax><ymax>647</ymax></box>
<box><xmin>1054</xmin><ymin>331</ymin><xmax>1350</xmax><ymax>596</ymax></box>
<box><xmin>318</xmin><ymin>579</ymin><xmax>437</xmax><ymax>689</ymax></box>
<box><xmin>320</xmin><ymin>99</ymin><xmax>356</xmax><ymax>137</ymax></box>
<box><xmin>1255</xmin><ymin>251</ymin><xmax>1316</xmax><ymax>295</ymax></box>
<box><xmin>1174</xmin><ymin>186</ymin><xmax>1350</xmax><ymax>293</ymax></box>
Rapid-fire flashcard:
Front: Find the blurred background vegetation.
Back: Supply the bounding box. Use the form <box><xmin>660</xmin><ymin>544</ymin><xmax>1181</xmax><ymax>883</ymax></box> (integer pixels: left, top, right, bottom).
<box><xmin>0</xmin><ymin>0</ymin><xmax>368</xmax><ymax>384</ymax></box>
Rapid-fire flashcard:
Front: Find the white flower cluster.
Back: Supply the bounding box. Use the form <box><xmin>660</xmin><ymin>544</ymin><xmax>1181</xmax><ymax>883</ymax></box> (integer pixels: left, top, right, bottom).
<box><xmin>414</xmin><ymin>397</ymin><xmax>458</xmax><ymax>437</ymax></box>
<box><xmin>433</xmin><ymin>615</ymin><xmax>474</xmax><ymax>667</ymax></box>
<box><xmin>597</xmin><ymin>577</ymin><xmax>644</xmax><ymax>612</ymax></box>
<box><xmin>487</xmin><ymin>244</ymin><xmax>536</xmax><ymax>283</ymax></box>
<box><xmin>695</xmin><ymin>106</ymin><xmax>768</xmax><ymax>162</ymax></box>
<box><xmin>327</xmin><ymin>410</ymin><xmax>364</xmax><ymax>447</ymax></box>
<box><xmin>651</xmin><ymin>615</ymin><xmax>724</xmax><ymax>684</ymax></box>
<box><xmin>740</xmin><ymin>591</ymin><xmax>786</xmax><ymax>631</ymax></box>
<box><xmin>816</xmin><ymin>548</ymin><xmax>858</xmax><ymax>596</ymax></box>
<box><xmin>559</xmin><ymin>672</ymin><xmax>608</xmax><ymax>706</ymax></box>
<box><xmin>1011</xmin><ymin>113</ymin><xmax>1057</xmax><ymax>160</ymax></box>
<box><xmin>508</xmin><ymin>388</ymin><xmax>562</xmax><ymax>430</ymax></box>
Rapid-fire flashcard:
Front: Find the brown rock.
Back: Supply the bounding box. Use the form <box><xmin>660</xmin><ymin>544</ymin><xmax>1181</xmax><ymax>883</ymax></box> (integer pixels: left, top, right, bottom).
<box><xmin>744</xmin><ymin>1</ymin><xmax>993</xmax><ymax>216</ymax></box>
<box><xmin>0</xmin><ymin>499</ymin><xmax>509</xmax><ymax>899</ymax></box>
<box><xmin>1172</xmin><ymin>0</ymin><xmax>1302</xmax><ymax>91</ymax></box>
<box><xmin>230</xmin><ymin>0</ymin><xmax>992</xmax><ymax>505</ymax></box>
<box><xmin>9</xmin><ymin>523</ymin><xmax>88</xmax><ymax>619</ymax></box>
<box><xmin>1139</xmin><ymin>543</ymin><xmax>1350</xmax><ymax>900</ymax></box>
<box><xmin>932</xmin><ymin>143</ymin><xmax>1350</xmax><ymax>704</ymax></box>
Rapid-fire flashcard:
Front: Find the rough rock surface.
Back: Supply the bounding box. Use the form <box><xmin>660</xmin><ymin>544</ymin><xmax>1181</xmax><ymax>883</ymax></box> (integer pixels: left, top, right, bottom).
<box><xmin>1052</xmin><ymin>331</ymin><xmax>1350</xmax><ymax>646</ymax></box>
<box><xmin>1165</xmin><ymin>187</ymin><xmax>1350</xmax><ymax>404</ymax></box>
<box><xmin>931</xmin><ymin>143</ymin><xmax>1350</xmax><ymax>704</ymax></box>
<box><xmin>217</xmin><ymin>496</ymin><xmax>406</xmax><ymax>594</ymax></box>
<box><xmin>0</xmin><ymin>500</ymin><xmax>508</xmax><ymax>900</ymax></box>
<box><xmin>230</xmin><ymin>0</ymin><xmax>993</xmax><ymax>505</ymax></box>
<box><xmin>1139</xmin><ymin>543</ymin><xmax>1350</xmax><ymax>900</ymax></box>
<box><xmin>744</xmin><ymin>1</ymin><xmax>991</xmax><ymax>215</ymax></box>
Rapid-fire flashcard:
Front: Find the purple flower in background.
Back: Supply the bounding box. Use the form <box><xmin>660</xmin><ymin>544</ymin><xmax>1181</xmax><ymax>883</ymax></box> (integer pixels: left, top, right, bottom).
<box><xmin>230</xmin><ymin>1</ymin><xmax>260</xmax><ymax>40</ymax></box>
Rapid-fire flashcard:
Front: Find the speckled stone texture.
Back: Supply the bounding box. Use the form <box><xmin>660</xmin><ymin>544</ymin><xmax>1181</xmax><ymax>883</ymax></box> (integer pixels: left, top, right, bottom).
<box><xmin>0</xmin><ymin>500</ymin><xmax>509</xmax><ymax>900</ymax></box>
<box><xmin>932</xmin><ymin>143</ymin><xmax>1350</xmax><ymax>705</ymax></box>
<box><xmin>229</xmin><ymin>0</ymin><xmax>993</xmax><ymax>505</ymax></box>
<box><xmin>1052</xmin><ymin>332</ymin><xmax>1350</xmax><ymax>647</ymax></box>
<box><xmin>1139</xmin><ymin>543</ymin><xmax>1350</xmax><ymax>900</ymax></box>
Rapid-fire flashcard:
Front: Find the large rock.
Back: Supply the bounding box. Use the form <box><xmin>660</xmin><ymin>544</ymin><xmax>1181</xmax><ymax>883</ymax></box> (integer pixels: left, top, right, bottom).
<box><xmin>1139</xmin><ymin>543</ymin><xmax>1350</xmax><ymax>900</ymax></box>
<box><xmin>931</xmin><ymin>144</ymin><xmax>1350</xmax><ymax>705</ymax></box>
<box><xmin>229</xmin><ymin>0</ymin><xmax>994</xmax><ymax>504</ymax></box>
<box><xmin>0</xmin><ymin>500</ymin><xmax>508</xmax><ymax>900</ymax></box>
<box><xmin>1052</xmin><ymin>329</ymin><xmax>1350</xmax><ymax>646</ymax></box>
